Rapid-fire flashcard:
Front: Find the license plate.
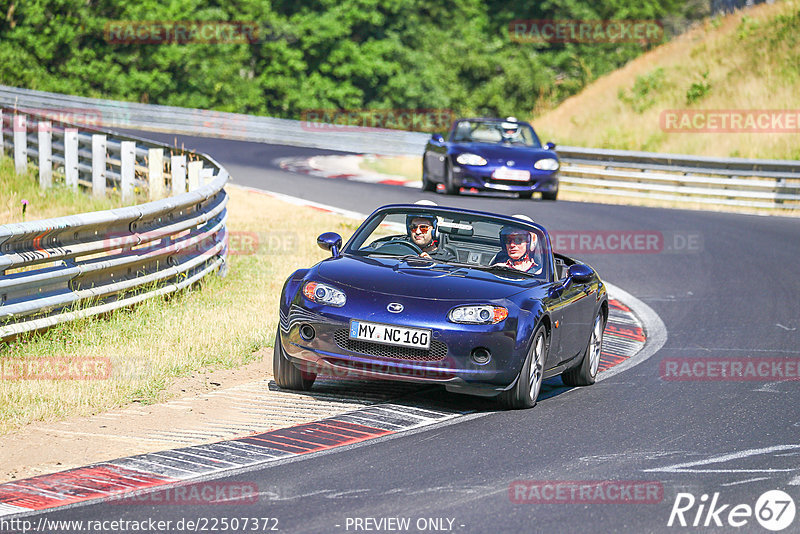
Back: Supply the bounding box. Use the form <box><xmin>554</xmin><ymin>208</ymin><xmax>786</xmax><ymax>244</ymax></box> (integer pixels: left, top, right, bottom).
<box><xmin>349</xmin><ymin>320</ymin><xmax>431</xmax><ymax>349</ymax></box>
<box><xmin>493</xmin><ymin>167</ymin><xmax>530</xmax><ymax>181</ymax></box>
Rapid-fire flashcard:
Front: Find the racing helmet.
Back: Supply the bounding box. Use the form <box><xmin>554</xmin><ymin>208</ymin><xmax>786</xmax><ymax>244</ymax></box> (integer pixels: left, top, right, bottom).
<box><xmin>501</xmin><ymin>117</ymin><xmax>519</xmax><ymax>136</ymax></box>
<box><xmin>406</xmin><ymin>213</ymin><xmax>438</xmax><ymax>239</ymax></box>
<box><xmin>499</xmin><ymin>225</ymin><xmax>533</xmax><ymax>253</ymax></box>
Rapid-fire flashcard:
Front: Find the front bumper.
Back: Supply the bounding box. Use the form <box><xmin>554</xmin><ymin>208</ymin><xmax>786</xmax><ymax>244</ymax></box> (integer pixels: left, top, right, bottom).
<box><xmin>453</xmin><ymin>165</ymin><xmax>559</xmax><ymax>193</ymax></box>
<box><xmin>278</xmin><ymin>303</ymin><xmax>525</xmax><ymax>395</ymax></box>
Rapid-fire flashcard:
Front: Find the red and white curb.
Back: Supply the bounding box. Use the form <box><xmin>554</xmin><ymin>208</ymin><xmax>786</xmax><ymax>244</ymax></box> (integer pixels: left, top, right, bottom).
<box><xmin>0</xmin><ymin>188</ymin><xmax>664</xmax><ymax>519</ymax></box>
<box><xmin>278</xmin><ymin>154</ymin><xmax>421</xmax><ymax>188</ymax></box>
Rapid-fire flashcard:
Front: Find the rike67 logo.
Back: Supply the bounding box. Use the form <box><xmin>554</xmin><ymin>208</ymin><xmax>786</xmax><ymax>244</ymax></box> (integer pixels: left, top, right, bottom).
<box><xmin>668</xmin><ymin>490</ymin><xmax>796</xmax><ymax>531</ymax></box>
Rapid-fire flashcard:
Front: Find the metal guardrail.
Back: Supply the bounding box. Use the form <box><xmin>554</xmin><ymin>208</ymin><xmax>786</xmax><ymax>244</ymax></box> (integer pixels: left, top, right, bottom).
<box><xmin>556</xmin><ymin>146</ymin><xmax>800</xmax><ymax>209</ymax></box>
<box><xmin>1</xmin><ymin>85</ymin><xmax>799</xmax><ymax>210</ymax></box>
<box><xmin>0</xmin><ymin>108</ymin><xmax>230</xmax><ymax>340</ymax></box>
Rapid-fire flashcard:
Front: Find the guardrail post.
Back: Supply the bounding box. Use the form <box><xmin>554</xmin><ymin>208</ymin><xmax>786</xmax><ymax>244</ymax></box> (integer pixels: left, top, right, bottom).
<box><xmin>0</xmin><ymin>109</ymin><xmax>4</xmax><ymax>158</ymax></box>
<box><xmin>92</xmin><ymin>134</ymin><xmax>107</xmax><ymax>197</ymax></box>
<box><xmin>188</xmin><ymin>160</ymin><xmax>202</xmax><ymax>191</ymax></box>
<box><xmin>120</xmin><ymin>141</ymin><xmax>135</xmax><ymax>202</ymax></box>
<box><xmin>148</xmin><ymin>148</ymin><xmax>165</xmax><ymax>200</ymax></box>
<box><xmin>64</xmin><ymin>128</ymin><xmax>79</xmax><ymax>190</ymax></box>
<box><xmin>38</xmin><ymin>121</ymin><xmax>52</xmax><ymax>189</ymax></box>
<box><xmin>171</xmin><ymin>155</ymin><xmax>186</xmax><ymax>195</ymax></box>
<box><xmin>13</xmin><ymin>115</ymin><xmax>27</xmax><ymax>175</ymax></box>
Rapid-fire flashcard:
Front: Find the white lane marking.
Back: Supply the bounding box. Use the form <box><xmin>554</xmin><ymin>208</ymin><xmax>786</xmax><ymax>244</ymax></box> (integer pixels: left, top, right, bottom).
<box><xmin>753</xmin><ymin>381</ymin><xmax>790</xmax><ymax>393</ymax></box>
<box><xmin>776</xmin><ymin>323</ymin><xmax>796</xmax><ymax>331</ymax></box>
<box><xmin>720</xmin><ymin>477</ymin><xmax>772</xmax><ymax>487</ymax></box>
<box><xmin>644</xmin><ymin>444</ymin><xmax>800</xmax><ymax>473</ymax></box>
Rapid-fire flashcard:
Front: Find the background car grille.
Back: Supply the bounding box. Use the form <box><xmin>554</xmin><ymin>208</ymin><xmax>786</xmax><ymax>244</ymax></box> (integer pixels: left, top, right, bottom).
<box><xmin>333</xmin><ymin>329</ymin><xmax>447</xmax><ymax>361</ymax></box>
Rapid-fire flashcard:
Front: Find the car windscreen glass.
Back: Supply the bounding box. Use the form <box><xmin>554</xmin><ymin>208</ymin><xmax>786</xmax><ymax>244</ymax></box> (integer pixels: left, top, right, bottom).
<box><xmin>450</xmin><ymin>120</ymin><xmax>541</xmax><ymax>148</ymax></box>
<box><xmin>346</xmin><ymin>209</ymin><xmax>550</xmax><ymax>279</ymax></box>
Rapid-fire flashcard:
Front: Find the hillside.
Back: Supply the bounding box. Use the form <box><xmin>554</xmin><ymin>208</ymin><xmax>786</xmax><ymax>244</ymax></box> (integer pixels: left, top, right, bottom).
<box><xmin>534</xmin><ymin>0</ymin><xmax>800</xmax><ymax>160</ymax></box>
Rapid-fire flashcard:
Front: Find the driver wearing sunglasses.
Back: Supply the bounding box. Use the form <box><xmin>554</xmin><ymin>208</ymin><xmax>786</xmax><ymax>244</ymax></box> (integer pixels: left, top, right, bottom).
<box><xmin>495</xmin><ymin>226</ymin><xmax>541</xmax><ymax>273</ymax></box>
<box><xmin>406</xmin><ymin>215</ymin><xmax>456</xmax><ymax>261</ymax></box>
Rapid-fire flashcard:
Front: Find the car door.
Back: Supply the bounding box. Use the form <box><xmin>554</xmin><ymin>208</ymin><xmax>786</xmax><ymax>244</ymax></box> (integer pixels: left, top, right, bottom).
<box><xmin>556</xmin><ymin>277</ymin><xmax>596</xmax><ymax>361</ymax></box>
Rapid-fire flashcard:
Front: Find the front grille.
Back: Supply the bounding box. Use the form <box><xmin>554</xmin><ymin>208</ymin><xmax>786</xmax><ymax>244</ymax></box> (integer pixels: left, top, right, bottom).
<box><xmin>333</xmin><ymin>329</ymin><xmax>447</xmax><ymax>361</ymax></box>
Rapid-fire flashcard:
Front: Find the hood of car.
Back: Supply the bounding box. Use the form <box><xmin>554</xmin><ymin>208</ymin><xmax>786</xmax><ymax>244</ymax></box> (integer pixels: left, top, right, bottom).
<box><xmin>451</xmin><ymin>143</ymin><xmax>556</xmax><ymax>166</ymax></box>
<box><xmin>315</xmin><ymin>255</ymin><xmax>538</xmax><ymax>300</ymax></box>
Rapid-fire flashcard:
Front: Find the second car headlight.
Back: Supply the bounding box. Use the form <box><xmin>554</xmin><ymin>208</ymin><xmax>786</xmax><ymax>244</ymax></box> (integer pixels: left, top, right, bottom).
<box><xmin>303</xmin><ymin>281</ymin><xmax>346</xmax><ymax>307</ymax></box>
<box><xmin>456</xmin><ymin>153</ymin><xmax>488</xmax><ymax>166</ymax></box>
<box><xmin>448</xmin><ymin>305</ymin><xmax>508</xmax><ymax>324</ymax></box>
<box><xmin>534</xmin><ymin>158</ymin><xmax>560</xmax><ymax>171</ymax></box>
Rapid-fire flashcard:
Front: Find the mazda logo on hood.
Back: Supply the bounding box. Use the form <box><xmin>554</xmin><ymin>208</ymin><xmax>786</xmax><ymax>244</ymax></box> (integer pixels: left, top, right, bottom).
<box><xmin>387</xmin><ymin>303</ymin><xmax>404</xmax><ymax>313</ymax></box>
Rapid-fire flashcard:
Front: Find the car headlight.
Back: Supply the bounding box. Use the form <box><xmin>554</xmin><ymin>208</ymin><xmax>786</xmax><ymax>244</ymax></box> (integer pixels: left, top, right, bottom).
<box><xmin>534</xmin><ymin>158</ymin><xmax>559</xmax><ymax>171</ymax></box>
<box><xmin>303</xmin><ymin>281</ymin><xmax>346</xmax><ymax>307</ymax></box>
<box><xmin>456</xmin><ymin>153</ymin><xmax>488</xmax><ymax>166</ymax></box>
<box><xmin>448</xmin><ymin>305</ymin><xmax>508</xmax><ymax>324</ymax></box>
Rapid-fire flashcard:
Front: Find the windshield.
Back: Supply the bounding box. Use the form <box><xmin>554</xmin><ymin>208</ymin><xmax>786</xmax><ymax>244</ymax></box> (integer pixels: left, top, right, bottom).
<box><xmin>345</xmin><ymin>208</ymin><xmax>550</xmax><ymax>280</ymax></box>
<box><xmin>450</xmin><ymin>120</ymin><xmax>542</xmax><ymax>147</ymax></box>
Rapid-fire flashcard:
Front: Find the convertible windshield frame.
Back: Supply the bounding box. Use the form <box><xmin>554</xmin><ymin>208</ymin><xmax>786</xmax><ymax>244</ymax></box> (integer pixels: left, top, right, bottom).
<box><xmin>448</xmin><ymin>118</ymin><xmax>543</xmax><ymax>148</ymax></box>
<box><xmin>342</xmin><ymin>206</ymin><xmax>553</xmax><ymax>281</ymax></box>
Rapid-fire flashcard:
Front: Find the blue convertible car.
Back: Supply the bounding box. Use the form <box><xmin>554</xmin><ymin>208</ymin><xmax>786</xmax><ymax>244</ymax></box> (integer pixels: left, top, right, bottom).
<box><xmin>422</xmin><ymin>117</ymin><xmax>560</xmax><ymax>200</ymax></box>
<box><xmin>274</xmin><ymin>204</ymin><xmax>606</xmax><ymax>409</ymax></box>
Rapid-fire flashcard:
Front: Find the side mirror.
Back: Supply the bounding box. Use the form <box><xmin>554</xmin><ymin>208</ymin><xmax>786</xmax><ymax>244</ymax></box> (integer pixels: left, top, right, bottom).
<box><xmin>431</xmin><ymin>133</ymin><xmax>445</xmax><ymax>143</ymax></box>
<box><xmin>568</xmin><ymin>263</ymin><xmax>594</xmax><ymax>284</ymax></box>
<box><xmin>317</xmin><ymin>232</ymin><xmax>343</xmax><ymax>257</ymax></box>
<box><xmin>544</xmin><ymin>142</ymin><xmax>556</xmax><ymax>151</ymax></box>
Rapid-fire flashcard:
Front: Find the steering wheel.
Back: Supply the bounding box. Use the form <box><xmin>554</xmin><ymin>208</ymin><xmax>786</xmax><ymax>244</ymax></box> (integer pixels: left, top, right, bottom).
<box><xmin>374</xmin><ymin>239</ymin><xmax>423</xmax><ymax>256</ymax></box>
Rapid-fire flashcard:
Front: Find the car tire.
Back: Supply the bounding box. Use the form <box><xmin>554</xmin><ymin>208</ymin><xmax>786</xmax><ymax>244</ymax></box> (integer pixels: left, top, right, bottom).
<box><xmin>542</xmin><ymin>188</ymin><xmax>558</xmax><ymax>201</ymax></box>
<box><xmin>562</xmin><ymin>311</ymin><xmax>605</xmax><ymax>387</ymax></box>
<box><xmin>498</xmin><ymin>324</ymin><xmax>548</xmax><ymax>409</ymax></box>
<box><xmin>421</xmin><ymin>158</ymin><xmax>436</xmax><ymax>192</ymax></box>
<box><xmin>519</xmin><ymin>192</ymin><xmax>533</xmax><ymax>199</ymax></box>
<box><xmin>273</xmin><ymin>328</ymin><xmax>316</xmax><ymax>391</ymax></box>
<box><xmin>444</xmin><ymin>160</ymin><xmax>458</xmax><ymax>195</ymax></box>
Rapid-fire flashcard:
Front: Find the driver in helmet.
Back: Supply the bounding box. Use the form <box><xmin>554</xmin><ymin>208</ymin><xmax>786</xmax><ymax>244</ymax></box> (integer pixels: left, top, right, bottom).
<box><xmin>495</xmin><ymin>226</ymin><xmax>541</xmax><ymax>273</ymax></box>
<box><xmin>500</xmin><ymin>117</ymin><xmax>521</xmax><ymax>143</ymax></box>
<box><xmin>406</xmin><ymin>214</ymin><xmax>456</xmax><ymax>261</ymax></box>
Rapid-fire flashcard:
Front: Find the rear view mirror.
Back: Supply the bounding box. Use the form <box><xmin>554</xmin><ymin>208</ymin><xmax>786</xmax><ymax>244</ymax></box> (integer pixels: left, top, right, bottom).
<box><xmin>431</xmin><ymin>133</ymin><xmax>445</xmax><ymax>143</ymax></box>
<box><xmin>544</xmin><ymin>142</ymin><xmax>556</xmax><ymax>151</ymax></box>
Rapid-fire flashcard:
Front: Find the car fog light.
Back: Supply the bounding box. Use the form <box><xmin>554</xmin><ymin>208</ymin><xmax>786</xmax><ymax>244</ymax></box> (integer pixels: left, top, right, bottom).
<box><xmin>471</xmin><ymin>347</ymin><xmax>492</xmax><ymax>365</ymax></box>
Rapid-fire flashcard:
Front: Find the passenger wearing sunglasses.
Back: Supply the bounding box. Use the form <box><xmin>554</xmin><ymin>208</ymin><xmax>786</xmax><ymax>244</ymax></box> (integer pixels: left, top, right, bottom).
<box><xmin>495</xmin><ymin>226</ymin><xmax>541</xmax><ymax>274</ymax></box>
<box><xmin>406</xmin><ymin>214</ymin><xmax>456</xmax><ymax>261</ymax></box>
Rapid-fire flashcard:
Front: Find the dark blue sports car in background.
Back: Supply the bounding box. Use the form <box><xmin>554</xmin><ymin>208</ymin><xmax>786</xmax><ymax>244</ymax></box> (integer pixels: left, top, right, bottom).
<box><xmin>422</xmin><ymin>117</ymin><xmax>560</xmax><ymax>200</ymax></box>
<box><xmin>274</xmin><ymin>204</ymin><xmax>607</xmax><ymax>409</ymax></box>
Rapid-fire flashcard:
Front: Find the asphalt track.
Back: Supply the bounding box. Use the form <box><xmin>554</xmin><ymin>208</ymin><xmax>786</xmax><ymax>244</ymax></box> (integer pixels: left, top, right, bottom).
<box><xmin>34</xmin><ymin>133</ymin><xmax>800</xmax><ymax>533</ymax></box>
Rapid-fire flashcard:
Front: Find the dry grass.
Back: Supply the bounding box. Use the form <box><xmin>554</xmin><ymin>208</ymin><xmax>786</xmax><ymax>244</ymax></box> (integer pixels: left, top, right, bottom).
<box><xmin>0</xmin><ymin>158</ymin><xmax>143</xmax><ymax>225</ymax></box>
<box><xmin>532</xmin><ymin>0</ymin><xmax>800</xmax><ymax>160</ymax></box>
<box><xmin>361</xmin><ymin>155</ymin><xmax>422</xmax><ymax>182</ymax></box>
<box><xmin>0</xmin><ymin>185</ymin><xmax>359</xmax><ymax>434</ymax></box>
